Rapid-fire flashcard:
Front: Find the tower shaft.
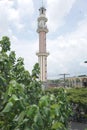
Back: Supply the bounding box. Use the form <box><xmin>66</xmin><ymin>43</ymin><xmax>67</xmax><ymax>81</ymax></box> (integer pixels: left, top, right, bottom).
<box><xmin>39</xmin><ymin>31</ymin><xmax>46</xmax><ymax>52</ymax></box>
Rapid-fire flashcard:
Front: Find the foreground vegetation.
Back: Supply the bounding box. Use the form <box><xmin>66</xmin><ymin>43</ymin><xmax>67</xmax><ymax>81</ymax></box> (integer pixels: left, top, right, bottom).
<box><xmin>46</xmin><ymin>87</ymin><xmax>87</xmax><ymax>123</ymax></box>
<box><xmin>0</xmin><ymin>36</ymin><xmax>71</xmax><ymax>130</ymax></box>
<box><xmin>67</xmin><ymin>88</ymin><xmax>87</xmax><ymax>122</ymax></box>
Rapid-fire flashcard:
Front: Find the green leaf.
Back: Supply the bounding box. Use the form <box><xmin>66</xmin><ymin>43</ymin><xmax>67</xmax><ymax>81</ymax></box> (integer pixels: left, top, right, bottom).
<box><xmin>32</xmin><ymin>123</ymin><xmax>39</xmax><ymax>130</ymax></box>
<box><xmin>39</xmin><ymin>95</ymin><xmax>49</xmax><ymax>107</ymax></box>
<box><xmin>8</xmin><ymin>86</ymin><xmax>13</xmax><ymax>96</ymax></box>
<box><xmin>18</xmin><ymin>111</ymin><xmax>25</xmax><ymax>125</ymax></box>
<box><xmin>0</xmin><ymin>75</ymin><xmax>6</xmax><ymax>86</ymax></box>
<box><xmin>9</xmin><ymin>94</ymin><xmax>19</xmax><ymax>103</ymax></box>
<box><xmin>50</xmin><ymin>104</ymin><xmax>59</xmax><ymax>118</ymax></box>
<box><xmin>52</xmin><ymin>122</ymin><xmax>64</xmax><ymax>129</ymax></box>
<box><xmin>51</xmin><ymin>104</ymin><xmax>59</xmax><ymax>109</ymax></box>
<box><xmin>34</xmin><ymin>111</ymin><xmax>43</xmax><ymax>127</ymax></box>
<box><xmin>15</xmin><ymin>111</ymin><xmax>25</xmax><ymax>125</ymax></box>
<box><xmin>26</xmin><ymin>105</ymin><xmax>38</xmax><ymax>117</ymax></box>
<box><xmin>22</xmin><ymin>118</ymin><xmax>29</xmax><ymax>124</ymax></box>
<box><xmin>2</xmin><ymin>102</ymin><xmax>13</xmax><ymax>112</ymax></box>
<box><xmin>24</xmin><ymin>127</ymin><xmax>31</xmax><ymax>130</ymax></box>
<box><xmin>12</xmin><ymin>94</ymin><xmax>19</xmax><ymax>101</ymax></box>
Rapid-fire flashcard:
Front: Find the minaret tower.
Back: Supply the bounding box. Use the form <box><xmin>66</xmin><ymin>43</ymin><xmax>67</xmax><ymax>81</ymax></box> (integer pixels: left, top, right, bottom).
<box><xmin>36</xmin><ymin>6</ymin><xmax>49</xmax><ymax>82</ymax></box>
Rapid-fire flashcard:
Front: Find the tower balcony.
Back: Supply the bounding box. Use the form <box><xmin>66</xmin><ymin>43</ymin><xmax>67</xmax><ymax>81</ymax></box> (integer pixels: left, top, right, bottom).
<box><xmin>36</xmin><ymin>52</ymin><xmax>49</xmax><ymax>57</ymax></box>
<box><xmin>37</xmin><ymin>27</ymin><xmax>48</xmax><ymax>33</ymax></box>
<box><xmin>38</xmin><ymin>16</ymin><xmax>48</xmax><ymax>22</ymax></box>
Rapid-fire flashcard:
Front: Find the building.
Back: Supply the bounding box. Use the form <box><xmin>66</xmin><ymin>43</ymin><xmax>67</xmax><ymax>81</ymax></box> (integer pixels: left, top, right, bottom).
<box><xmin>66</xmin><ymin>75</ymin><xmax>87</xmax><ymax>87</ymax></box>
<box><xmin>36</xmin><ymin>7</ymin><xmax>49</xmax><ymax>82</ymax></box>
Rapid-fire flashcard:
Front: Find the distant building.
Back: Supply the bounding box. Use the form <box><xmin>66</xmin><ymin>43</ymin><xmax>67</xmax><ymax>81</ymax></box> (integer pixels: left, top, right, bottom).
<box><xmin>66</xmin><ymin>75</ymin><xmax>87</xmax><ymax>87</ymax></box>
<box><xmin>47</xmin><ymin>75</ymin><xmax>87</xmax><ymax>88</ymax></box>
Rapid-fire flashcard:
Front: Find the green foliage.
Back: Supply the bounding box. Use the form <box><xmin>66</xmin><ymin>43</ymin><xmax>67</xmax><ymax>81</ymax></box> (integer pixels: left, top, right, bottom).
<box><xmin>0</xmin><ymin>36</ymin><xmax>71</xmax><ymax>130</ymax></box>
<box><xmin>67</xmin><ymin>88</ymin><xmax>87</xmax><ymax>106</ymax></box>
<box><xmin>0</xmin><ymin>36</ymin><xmax>10</xmax><ymax>52</ymax></box>
<box><xmin>67</xmin><ymin>88</ymin><xmax>87</xmax><ymax>122</ymax></box>
<box><xmin>47</xmin><ymin>87</ymin><xmax>87</xmax><ymax>122</ymax></box>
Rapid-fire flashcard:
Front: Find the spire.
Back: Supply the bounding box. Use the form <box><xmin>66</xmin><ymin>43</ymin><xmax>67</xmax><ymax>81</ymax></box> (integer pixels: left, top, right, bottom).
<box><xmin>41</xmin><ymin>0</ymin><xmax>44</xmax><ymax>7</ymax></box>
<box><xmin>41</xmin><ymin>0</ymin><xmax>46</xmax><ymax>9</ymax></box>
<box><xmin>42</xmin><ymin>0</ymin><xmax>43</xmax><ymax>7</ymax></box>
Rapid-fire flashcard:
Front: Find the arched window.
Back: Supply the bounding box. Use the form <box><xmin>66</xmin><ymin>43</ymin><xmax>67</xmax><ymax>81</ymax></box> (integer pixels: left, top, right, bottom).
<box><xmin>82</xmin><ymin>78</ymin><xmax>87</xmax><ymax>87</ymax></box>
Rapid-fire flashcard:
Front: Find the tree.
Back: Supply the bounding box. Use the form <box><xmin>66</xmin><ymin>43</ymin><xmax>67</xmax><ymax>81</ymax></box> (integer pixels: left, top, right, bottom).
<box><xmin>0</xmin><ymin>36</ymin><xmax>71</xmax><ymax>130</ymax></box>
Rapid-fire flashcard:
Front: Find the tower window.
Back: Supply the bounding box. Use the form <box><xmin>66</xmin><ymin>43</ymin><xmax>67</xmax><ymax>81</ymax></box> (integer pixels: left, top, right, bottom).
<box><xmin>42</xmin><ymin>9</ymin><xmax>43</xmax><ymax>14</ymax></box>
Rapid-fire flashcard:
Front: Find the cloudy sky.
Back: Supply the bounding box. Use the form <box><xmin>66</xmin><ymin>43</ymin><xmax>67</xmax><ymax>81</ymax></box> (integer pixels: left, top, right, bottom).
<box><xmin>0</xmin><ymin>0</ymin><xmax>87</xmax><ymax>79</ymax></box>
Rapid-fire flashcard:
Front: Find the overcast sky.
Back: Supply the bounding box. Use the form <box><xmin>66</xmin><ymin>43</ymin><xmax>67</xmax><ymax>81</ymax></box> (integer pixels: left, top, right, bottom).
<box><xmin>0</xmin><ymin>0</ymin><xmax>87</xmax><ymax>79</ymax></box>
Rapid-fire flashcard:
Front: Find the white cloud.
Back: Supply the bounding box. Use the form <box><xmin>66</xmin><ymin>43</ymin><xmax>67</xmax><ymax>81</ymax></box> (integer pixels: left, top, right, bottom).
<box><xmin>0</xmin><ymin>0</ymin><xmax>11</xmax><ymax>35</ymax></box>
<box><xmin>18</xmin><ymin>0</ymin><xmax>34</xmax><ymax>16</ymax></box>
<box><xmin>0</xmin><ymin>0</ymin><xmax>34</xmax><ymax>37</ymax></box>
<box><xmin>47</xmin><ymin>16</ymin><xmax>87</xmax><ymax>78</ymax></box>
<box><xmin>47</xmin><ymin>0</ymin><xmax>76</xmax><ymax>32</ymax></box>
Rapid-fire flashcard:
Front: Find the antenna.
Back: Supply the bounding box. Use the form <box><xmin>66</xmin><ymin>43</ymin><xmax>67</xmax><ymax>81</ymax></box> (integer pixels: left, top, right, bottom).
<box><xmin>42</xmin><ymin>0</ymin><xmax>43</xmax><ymax>6</ymax></box>
<box><xmin>41</xmin><ymin>0</ymin><xmax>44</xmax><ymax>7</ymax></box>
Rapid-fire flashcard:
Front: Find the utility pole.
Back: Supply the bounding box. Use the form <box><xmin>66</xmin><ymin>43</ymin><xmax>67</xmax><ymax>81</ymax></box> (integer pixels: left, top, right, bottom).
<box><xmin>59</xmin><ymin>73</ymin><xmax>70</xmax><ymax>87</ymax></box>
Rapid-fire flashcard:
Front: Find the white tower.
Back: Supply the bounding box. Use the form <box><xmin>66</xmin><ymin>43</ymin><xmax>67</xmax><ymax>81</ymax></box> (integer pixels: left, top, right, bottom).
<box><xmin>36</xmin><ymin>7</ymin><xmax>49</xmax><ymax>82</ymax></box>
